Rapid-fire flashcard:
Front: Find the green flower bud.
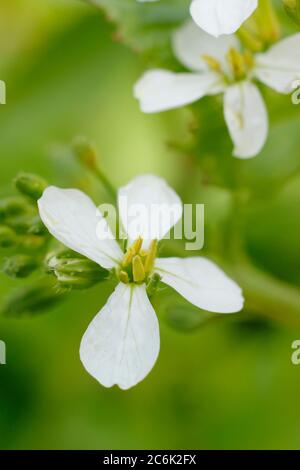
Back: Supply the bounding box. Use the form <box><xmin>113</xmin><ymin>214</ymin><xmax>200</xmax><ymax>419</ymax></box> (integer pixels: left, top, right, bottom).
<box><xmin>72</xmin><ymin>137</ymin><xmax>97</xmax><ymax>170</ymax></box>
<box><xmin>7</xmin><ymin>214</ymin><xmax>47</xmax><ymax>236</ymax></box>
<box><xmin>20</xmin><ymin>234</ymin><xmax>47</xmax><ymax>251</ymax></box>
<box><xmin>46</xmin><ymin>249</ymin><xmax>109</xmax><ymax>290</ymax></box>
<box><xmin>2</xmin><ymin>255</ymin><xmax>38</xmax><ymax>278</ymax></box>
<box><xmin>1</xmin><ymin>279</ymin><xmax>64</xmax><ymax>317</ymax></box>
<box><xmin>0</xmin><ymin>197</ymin><xmax>28</xmax><ymax>221</ymax></box>
<box><xmin>0</xmin><ymin>225</ymin><xmax>17</xmax><ymax>248</ymax></box>
<box><xmin>146</xmin><ymin>273</ymin><xmax>161</xmax><ymax>298</ymax></box>
<box><xmin>72</xmin><ymin>137</ymin><xmax>116</xmax><ymax>200</ymax></box>
<box><xmin>14</xmin><ymin>173</ymin><xmax>48</xmax><ymax>201</ymax></box>
<box><xmin>283</xmin><ymin>0</ymin><xmax>300</xmax><ymax>25</ymax></box>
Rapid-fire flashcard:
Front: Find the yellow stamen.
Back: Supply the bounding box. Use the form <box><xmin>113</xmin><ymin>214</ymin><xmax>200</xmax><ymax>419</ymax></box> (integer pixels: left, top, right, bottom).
<box><xmin>119</xmin><ymin>270</ymin><xmax>130</xmax><ymax>284</ymax></box>
<box><xmin>122</xmin><ymin>237</ymin><xmax>143</xmax><ymax>267</ymax></box>
<box><xmin>227</xmin><ymin>48</ymin><xmax>246</xmax><ymax>80</ymax></box>
<box><xmin>131</xmin><ymin>236</ymin><xmax>143</xmax><ymax>254</ymax></box>
<box><xmin>243</xmin><ymin>50</ymin><xmax>254</xmax><ymax>68</ymax></box>
<box><xmin>132</xmin><ymin>255</ymin><xmax>146</xmax><ymax>283</ymax></box>
<box><xmin>122</xmin><ymin>247</ymin><xmax>135</xmax><ymax>268</ymax></box>
<box><xmin>144</xmin><ymin>239</ymin><xmax>158</xmax><ymax>274</ymax></box>
<box><xmin>202</xmin><ymin>55</ymin><xmax>222</xmax><ymax>73</ymax></box>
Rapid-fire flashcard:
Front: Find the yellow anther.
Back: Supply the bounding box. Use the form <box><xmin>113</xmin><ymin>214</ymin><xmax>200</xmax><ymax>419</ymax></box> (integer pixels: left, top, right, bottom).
<box><xmin>227</xmin><ymin>48</ymin><xmax>247</xmax><ymax>80</ymax></box>
<box><xmin>119</xmin><ymin>270</ymin><xmax>130</xmax><ymax>284</ymax></box>
<box><xmin>243</xmin><ymin>50</ymin><xmax>254</xmax><ymax>68</ymax></box>
<box><xmin>131</xmin><ymin>236</ymin><xmax>143</xmax><ymax>254</ymax></box>
<box><xmin>144</xmin><ymin>239</ymin><xmax>158</xmax><ymax>274</ymax></box>
<box><xmin>122</xmin><ymin>247</ymin><xmax>135</xmax><ymax>268</ymax></box>
<box><xmin>122</xmin><ymin>237</ymin><xmax>143</xmax><ymax>268</ymax></box>
<box><xmin>139</xmin><ymin>249</ymin><xmax>148</xmax><ymax>258</ymax></box>
<box><xmin>202</xmin><ymin>55</ymin><xmax>222</xmax><ymax>73</ymax></box>
<box><xmin>132</xmin><ymin>255</ymin><xmax>146</xmax><ymax>283</ymax></box>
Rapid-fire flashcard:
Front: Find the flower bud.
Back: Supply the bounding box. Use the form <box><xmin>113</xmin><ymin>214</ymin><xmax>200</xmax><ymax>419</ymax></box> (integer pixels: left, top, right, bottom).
<box><xmin>14</xmin><ymin>173</ymin><xmax>48</xmax><ymax>201</ymax></box>
<box><xmin>20</xmin><ymin>234</ymin><xmax>47</xmax><ymax>250</ymax></box>
<box><xmin>1</xmin><ymin>279</ymin><xmax>64</xmax><ymax>317</ymax></box>
<box><xmin>0</xmin><ymin>225</ymin><xmax>17</xmax><ymax>248</ymax></box>
<box><xmin>2</xmin><ymin>255</ymin><xmax>38</xmax><ymax>278</ymax></box>
<box><xmin>146</xmin><ymin>272</ymin><xmax>161</xmax><ymax>298</ymax></box>
<box><xmin>46</xmin><ymin>249</ymin><xmax>109</xmax><ymax>290</ymax></box>
<box><xmin>7</xmin><ymin>214</ymin><xmax>47</xmax><ymax>236</ymax></box>
<box><xmin>0</xmin><ymin>197</ymin><xmax>28</xmax><ymax>221</ymax></box>
<box><xmin>72</xmin><ymin>137</ymin><xmax>97</xmax><ymax>170</ymax></box>
<box><xmin>283</xmin><ymin>0</ymin><xmax>300</xmax><ymax>25</ymax></box>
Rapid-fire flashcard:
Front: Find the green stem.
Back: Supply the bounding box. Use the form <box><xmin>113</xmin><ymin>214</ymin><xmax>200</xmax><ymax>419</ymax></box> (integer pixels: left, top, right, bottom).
<box><xmin>72</xmin><ymin>137</ymin><xmax>117</xmax><ymax>201</ymax></box>
<box><xmin>165</xmin><ymin>242</ymin><xmax>300</xmax><ymax>327</ymax></box>
<box><xmin>231</xmin><ymin>261</ymin><xmax>300</xmax><ymax>327</ymax></box>
<box><xmin>92</xmin><ymin>166</ymin><xmax>117</xmax><ymax>201</ymax></box>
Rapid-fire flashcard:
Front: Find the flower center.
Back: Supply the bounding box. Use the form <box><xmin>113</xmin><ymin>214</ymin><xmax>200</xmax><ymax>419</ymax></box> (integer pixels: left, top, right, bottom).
<box><xmin>118</xmin><ymin>237</ymin><xmax>158</xmax><ymax>285</ymax></box>
<box><xmin>202</xmin><ymin>48</ymin><xmax>254</xmax><ymax>83</ymax></box>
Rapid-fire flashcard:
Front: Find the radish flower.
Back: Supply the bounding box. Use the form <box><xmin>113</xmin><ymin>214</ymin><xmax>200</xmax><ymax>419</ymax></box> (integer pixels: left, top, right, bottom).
<box><xmin>138</xmin><ymin>0</ymin><xmax>258</xmax><ymax>37</ymax></box>
<box><xmin>135</xmin><ymin>22</ymin><xmax>300</xmax><ymax>158</ymax></box>
<box><xmin>38</xmin><ymin>174</ymin><xmax>243</xmax><ymax>390</ymax></box>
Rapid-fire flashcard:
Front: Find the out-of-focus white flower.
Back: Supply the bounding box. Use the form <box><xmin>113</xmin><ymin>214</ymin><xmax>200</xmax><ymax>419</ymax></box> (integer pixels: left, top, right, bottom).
<box><xmin>138</xmin><ymin>0</ymin><xmax>258</xmax><ymax>37</ymax></box>
<box><xmin>38</xmin><ymin>174</ymin><xmax>243</xmax><ymax>390</ymax></box>
<box><xmin>135</xmin><ymin>22</ymin><xmax>300</xmax><ymax>158</ymax></box>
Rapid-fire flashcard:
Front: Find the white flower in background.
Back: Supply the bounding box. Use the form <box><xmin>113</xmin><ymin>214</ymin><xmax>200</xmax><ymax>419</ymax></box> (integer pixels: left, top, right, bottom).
<box><xmin>135</xmin><ymin>22</ymin><xmax>300</xmax><ymax>158</ymax></box>
<box><xmin>190</xmin><ymin>0</ymin><xmax>258</xmax><ymax>36</ymax></box>
<box><xmin>38</xmin><ymin>174</ymin><xmax>243</xmax><ymax>390</ymax></box>
<box><xmin>138</xmin><ymin>0</ymin><xmax>258</xmax><ymax>37</ymax></box>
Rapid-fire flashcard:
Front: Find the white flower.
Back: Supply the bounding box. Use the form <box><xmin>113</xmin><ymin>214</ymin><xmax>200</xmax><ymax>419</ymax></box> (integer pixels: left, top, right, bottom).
<box><xmin>134</xmin><ymin>22</ymin><xmax>300</xmax><ymax>158</ymax></box>
<box><xmin>38</xmin><ymin>174</ymin><xmax>243</xmax><ymax>390</ymax></box>
<box><xmin>190</xmin><ymin>0</ymin><xmax>257</xmax><ymax>37</ymax></box>
<box><xmin>138</xmin><ymin>0</ymin><xmax>257</xmax><ymax>37</ymax></box>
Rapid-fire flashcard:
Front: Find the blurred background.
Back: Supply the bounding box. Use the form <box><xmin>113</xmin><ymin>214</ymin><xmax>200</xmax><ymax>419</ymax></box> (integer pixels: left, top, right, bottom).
<box><xmin>0</xmin><ymin>0</ymin><xmax>300</xmax><ymax>450</ymax></box>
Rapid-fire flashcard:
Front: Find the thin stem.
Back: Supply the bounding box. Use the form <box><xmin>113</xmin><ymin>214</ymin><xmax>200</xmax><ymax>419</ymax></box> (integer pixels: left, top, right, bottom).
<box><xmin>72</xmin><ymin>137</ymin><xmax>117</xmax><ymax>202</ymax></box>
<box><xmin>91</xmin><ymin>166</ymin><xmax>117</xmax><ymax>202</ymax></box>
<box><xmin>229</xmin><ymin>260</ymin><xmax>300</xmax><ymax>328</ymax></box>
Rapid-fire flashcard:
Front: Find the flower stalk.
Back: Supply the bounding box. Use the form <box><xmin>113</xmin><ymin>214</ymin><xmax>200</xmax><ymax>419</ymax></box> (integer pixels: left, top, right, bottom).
<box><xmin>72</xmin><ymin>137</ymin><xmax>116</xmax><ymax>201</ymax></box>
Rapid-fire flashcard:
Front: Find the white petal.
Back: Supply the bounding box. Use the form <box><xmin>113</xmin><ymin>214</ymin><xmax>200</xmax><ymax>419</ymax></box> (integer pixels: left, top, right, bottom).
<box><xmin>223</xmin><ymin>81</ymin><xmax>268</xmax><ymax>159</ymax></box>
<box><xmin>173</xmin><ymin>20</ymin><xmax>239</xmax><ymax>72</ymax></box>
<box><xmin>155</xmin><ymin>257</ymin><xmax>244</xmax><ymax>314</ymax></box>
<box><xmin>38</xmin><ymin>186</ymin><xmax>123</xmax><ymax>270</ymax></box>
<box><xmin>134</xmin><ymin>69</ymin><xmax>224</xmax><ymax>113</ymax></box>
<box><xmin>190</xmin><ymin>0</ymin><xmax>257</xmax><ymax>37</ymax></box>
<box><xmin>254</xmin><ymin>34</ymin><xmax>300</xmax><ymax>93</ymax></box>
<box><xmin>118</xmin><ymin>174</ymin><xmax>182</xmax><ymax>248</ymax></box>
<box><xmin>80</xmin><ymin>283</ymin><xmax>160</xmax><ymax>390</ymax></box>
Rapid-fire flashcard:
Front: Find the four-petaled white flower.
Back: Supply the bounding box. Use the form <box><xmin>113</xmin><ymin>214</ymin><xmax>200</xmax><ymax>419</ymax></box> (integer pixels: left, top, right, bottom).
<box><xmin>38</xmin><ymin>174</ymin><xmax>244</xmax><ymax>390</ymax></box>
<box><xmin>134</xmin><ymin>21</ymin><xmax>300</xmax><ymax>158</ymax></box>
<box><xmin>138</xmin><ymin>0</ymin><xmax>258</xmax><ymax>37</ymax></box>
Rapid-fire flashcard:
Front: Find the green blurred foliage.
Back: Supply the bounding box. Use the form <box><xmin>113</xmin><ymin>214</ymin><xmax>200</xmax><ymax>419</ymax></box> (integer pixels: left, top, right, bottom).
<box><xmin>0</xmin><ymin>0</ymin><xmax>300</xmax><ymax>450</ymax></box>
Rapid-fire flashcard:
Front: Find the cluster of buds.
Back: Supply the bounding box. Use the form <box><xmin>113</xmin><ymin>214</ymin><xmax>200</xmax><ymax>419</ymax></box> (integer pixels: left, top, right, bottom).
<box><xmin>0</xmin><ymin>170</ymin><xmax>114</xmax><ymax>316</ymax></box>
<box><xmin>0</xmin><ymin>173</ymin><xmax>48</xmax><ymax>280</ymax></box>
